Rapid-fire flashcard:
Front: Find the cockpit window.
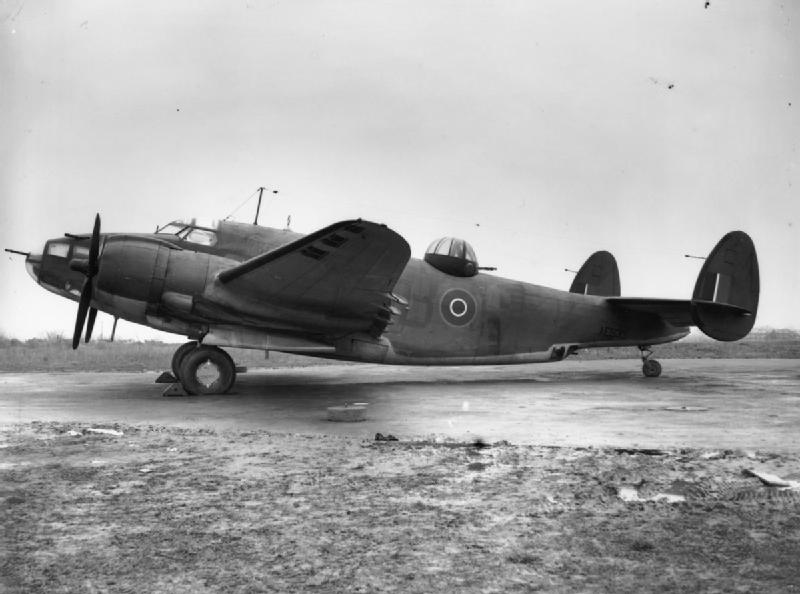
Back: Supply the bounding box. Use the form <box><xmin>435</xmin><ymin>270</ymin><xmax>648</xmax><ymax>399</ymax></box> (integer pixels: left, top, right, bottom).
<box><xmin>183</xmin><ymin>228</ymin><xmax>217</xmax><ymax>246</ymax></box>
<box><xmin>156</xmin><ymin>221</ymin><xmax>217</xmax><ymax>246</ymax></box>
<box><xmin>157</xmin><ymin>222</ymin><xmax>190</xmax><ymax>236</ymax></box>
<box><xmin>46</xmin><ymin>242</ymin><xmax>70</xmax><ymax>258</ymax></box>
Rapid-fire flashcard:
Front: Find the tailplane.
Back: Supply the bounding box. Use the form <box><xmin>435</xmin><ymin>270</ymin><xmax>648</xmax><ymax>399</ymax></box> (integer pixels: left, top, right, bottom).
<box><xmin>691</xmin><ymin>230</ymin><xmax>759</xmax><ymax>341</ymax></box>
<box><xmin>570</xmin><ymin>251</ymin><xmax>621</xmax><ymax>296</ymax></box>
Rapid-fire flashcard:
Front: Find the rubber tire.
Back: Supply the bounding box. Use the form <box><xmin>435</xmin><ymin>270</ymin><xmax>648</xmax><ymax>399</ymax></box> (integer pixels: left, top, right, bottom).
<box><xmin>179</xmin><ymin>346</ymin><xmax>236</xmax><ymax>395</ymax></box>
<box><xmin>642</xmin><ymin>359</ymin><xmax>662</xmax><ymax>378</ymax></box>
<box><xmin>171</xmin><ymin>341</ymin><xmax>199</xmax><ymax>379</ymax></box>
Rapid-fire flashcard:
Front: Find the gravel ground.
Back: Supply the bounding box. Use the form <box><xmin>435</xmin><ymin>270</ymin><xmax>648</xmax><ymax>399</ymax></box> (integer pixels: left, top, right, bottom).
<box><xmin>2</xmin><ymin>422</ymin><xmax>800</xmax><ymax>593</ymax></box>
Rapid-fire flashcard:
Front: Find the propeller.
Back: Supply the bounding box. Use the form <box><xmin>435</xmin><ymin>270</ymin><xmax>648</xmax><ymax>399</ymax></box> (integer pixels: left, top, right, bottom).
<box><xmin>70</xmin><ymin>214</ymin><xmax>101</xmax><ymax>349</ymax></box>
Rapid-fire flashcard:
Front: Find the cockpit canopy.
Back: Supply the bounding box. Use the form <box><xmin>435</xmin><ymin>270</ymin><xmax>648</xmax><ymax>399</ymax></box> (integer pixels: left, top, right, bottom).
<box><xmin>156</xmin><ymin>221</ymin><xmax>218</xmax><ymax>246</ymax></box>
<box><xmin>424</xmin><ymin>237</ymin><xmax>479</xmax><ymax>277</ymax></box>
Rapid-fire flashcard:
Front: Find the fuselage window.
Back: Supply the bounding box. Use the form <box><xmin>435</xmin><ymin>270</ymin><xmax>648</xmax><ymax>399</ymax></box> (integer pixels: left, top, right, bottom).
<box><xmin>72</xmin><ymin>246</ymin><xmax>90</xmax><ymax>259</ymax></box>
<box><xmin>46</xmin><ymin>242</ymin><xmax>70</xmax><ymax>258</ymax></box>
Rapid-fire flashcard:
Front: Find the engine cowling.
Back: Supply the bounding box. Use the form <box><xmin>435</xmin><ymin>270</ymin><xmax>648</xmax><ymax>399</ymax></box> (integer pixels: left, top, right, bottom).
<box><xmin>96</xmin><ymin>237</ymin><xmax>166</xmax><ymax>301</ymax></box>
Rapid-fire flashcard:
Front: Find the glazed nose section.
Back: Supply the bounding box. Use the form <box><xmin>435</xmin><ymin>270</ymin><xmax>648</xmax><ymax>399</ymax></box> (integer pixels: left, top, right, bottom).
<box><xmin>25</xmin><ymin>253</ymin><xmax>43</xmax><ymax>283</ymax></box>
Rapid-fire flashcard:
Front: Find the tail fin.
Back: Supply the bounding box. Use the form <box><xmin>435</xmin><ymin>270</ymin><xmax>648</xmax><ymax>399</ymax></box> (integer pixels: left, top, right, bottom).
<box><xmin>692</xmin><ymin>231</ymin><xmax>759</xmax><ymax>341</ymax></box>
<box><xmin>570</xmin><ymin>251</ymin><xmax>621</xmax><ymax>296</ymax></box>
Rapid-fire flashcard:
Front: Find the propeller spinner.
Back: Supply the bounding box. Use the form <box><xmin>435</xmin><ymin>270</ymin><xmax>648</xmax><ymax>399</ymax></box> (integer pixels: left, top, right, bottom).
<box><xmin>69</xmin><ymin>214</ymin><xmax>101</xmax><ymax>349</ymax></box>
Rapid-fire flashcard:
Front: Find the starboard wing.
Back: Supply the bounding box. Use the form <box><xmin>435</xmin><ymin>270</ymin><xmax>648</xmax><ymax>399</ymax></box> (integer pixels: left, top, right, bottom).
<box><xmin>216</xmin><ymin>219</ymin><xmax>411</xmax><ymax>334</ymax></box>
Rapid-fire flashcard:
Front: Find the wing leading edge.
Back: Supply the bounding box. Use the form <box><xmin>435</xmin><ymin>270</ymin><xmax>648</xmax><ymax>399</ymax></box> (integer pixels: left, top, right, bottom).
<box><xmin>216</xmin><ymin>219</ymin><xmax>411</xmax><ymax>335</ymax></box>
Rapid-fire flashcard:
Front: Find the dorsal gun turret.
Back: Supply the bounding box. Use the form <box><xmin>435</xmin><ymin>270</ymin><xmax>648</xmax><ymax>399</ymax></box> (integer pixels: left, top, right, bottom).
<box><xmin>424</xmin><ymin>237</ymin><xmax>479</xmax><ymax>277</ymax></box>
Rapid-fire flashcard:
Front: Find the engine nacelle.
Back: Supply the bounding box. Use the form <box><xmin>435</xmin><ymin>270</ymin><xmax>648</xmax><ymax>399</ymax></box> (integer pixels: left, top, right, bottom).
<box><xmin>96</xmin><ymin>237</ymin><xmax>213</xmax><ymax>304</ymax></box>
<box><xmin>96</xmin><ymin>237</ymin><xmax>165</xmax><ymax>301</ymax></box>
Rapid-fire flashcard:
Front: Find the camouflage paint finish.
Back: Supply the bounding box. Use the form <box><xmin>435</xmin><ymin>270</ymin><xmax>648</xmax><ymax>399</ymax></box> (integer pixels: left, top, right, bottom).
<box><xmin>27</xmin><ymin>219</ymin><xmax>760</xmax><ymax>368</ymax></box>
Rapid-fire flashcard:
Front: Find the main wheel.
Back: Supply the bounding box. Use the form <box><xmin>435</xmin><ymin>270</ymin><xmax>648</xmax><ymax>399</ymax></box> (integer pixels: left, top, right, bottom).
<box><xmin>171</xmin><ymin>341</ymin><xmax>199</xmax><ymax>379</ymax></box>
<box><xmin>179</xmin><ymin>346</ymin><xmax>236</xmax><ymax>395</ymax></box>
<box><xmin>642</xmin><ymin>359</ymin><xmax>662</xmax><ymax>378</ymax></box>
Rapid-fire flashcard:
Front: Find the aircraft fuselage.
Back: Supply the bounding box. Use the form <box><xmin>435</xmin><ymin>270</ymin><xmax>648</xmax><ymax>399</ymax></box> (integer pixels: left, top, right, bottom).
<box><xmin>26</xmin><ymin>220</ymin><xmax>688</xmax><ymax>366</ymax></box>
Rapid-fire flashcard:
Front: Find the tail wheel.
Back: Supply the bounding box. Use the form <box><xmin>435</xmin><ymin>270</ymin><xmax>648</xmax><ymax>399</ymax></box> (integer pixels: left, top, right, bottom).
<box><xmin>171</xmin><ymin>341</ymin><xmax>199</xmax><ymax>380</ymax></box>
<box><xmin>179</xmin><ymin>345</ymin><xmax>236</xmax><ymax>395</ymax></box>
<box><xmin>642</xmin><ymin>359</ymin><xmax>662</xmax><ymax>378</ymax></box>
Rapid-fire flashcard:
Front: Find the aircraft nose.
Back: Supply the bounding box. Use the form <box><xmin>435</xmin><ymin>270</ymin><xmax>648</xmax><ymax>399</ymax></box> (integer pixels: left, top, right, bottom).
<box><xmin>25</xmin><ymin>253</ymin><xmax>43</xmax><ymax>283</ymax></box>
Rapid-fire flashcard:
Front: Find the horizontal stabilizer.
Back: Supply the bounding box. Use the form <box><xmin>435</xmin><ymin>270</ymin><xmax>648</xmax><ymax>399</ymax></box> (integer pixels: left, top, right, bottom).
<box><xmin>607</xmin><ymin>297</ymin><xmax>693</xmax><ymax>327</ymax></box>
<box><xmin>607</xmin><ymin>230</ymin><xmax>759</xmax><ymax>342</ymax></box>
<box><xmin>608</xmin><ymin>298</ymin><xmax>753</xmax><ymax>330</ymax></box>
<box><xmin>570</xmin><ymin>251</ymin><xmax>620</xmax><ymax>296</ymax></box>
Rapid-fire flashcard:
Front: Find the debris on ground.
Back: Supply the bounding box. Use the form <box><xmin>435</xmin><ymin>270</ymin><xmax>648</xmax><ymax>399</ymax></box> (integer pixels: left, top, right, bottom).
<box><xmin>467</xmin><ymin>461</ymin><xmax>489</xmax><ymax>471</ymax></box>
<box><xmin>701</xmin><ymin>451</ymin><xmax>724</xmax><ymax>460</ymax></box>
<box><xmin>85</xmin><ymin>428</ymin><xmax>124</xmax><ymax>437</ymax></box>
<box><xmin>374</xmin><ymin>432</ymin><xmax>398</xmax><ymax>442</ymax></box>
<box><xmin>613</xmin><ymin>447</ymin><xmax>666</xmax><ymax>456</ymax></box>
<box><xmin>743</xmin><ymin>469</ymin><xmax>800</xmax><ymax>489</ymax></box>
<box><xmin>616</xmin><ymin>485</ymin><xmax>686</xmax><ymax>503</ymax></box>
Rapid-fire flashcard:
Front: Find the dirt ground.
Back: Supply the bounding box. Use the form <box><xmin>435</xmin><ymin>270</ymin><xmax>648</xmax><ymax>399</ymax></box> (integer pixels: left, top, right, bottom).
<box><xmin>2</xmin><ymin>422</ymin><xmax>800</xmax><ymax>593</ymax></box>
<box><xmin>3</xmin><ymin>359</ymin><xmax>799</xmax><ymax>451</ymax></box>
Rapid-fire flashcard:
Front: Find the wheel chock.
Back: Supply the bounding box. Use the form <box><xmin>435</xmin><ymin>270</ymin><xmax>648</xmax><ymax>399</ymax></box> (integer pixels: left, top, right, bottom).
<box><xmin>162</xmin><ymin>383</ymin><xmax>189</xmax><ymax>397</ymax></box>
<box><xmin>155</xmin><ymin>371</ymin><xmax>178</xmax><ymax>384</ymax></box>
<box><xmin>235</xmin><ymin>366</ymin><xmax>248</xmax><ymax>374</ymax></box>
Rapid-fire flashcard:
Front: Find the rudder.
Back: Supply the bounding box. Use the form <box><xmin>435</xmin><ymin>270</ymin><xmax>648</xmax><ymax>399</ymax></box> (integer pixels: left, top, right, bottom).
<box><xmin>691</xmin><ymin>230</ymin><xmax>759</xmax><ymax>341</ymax></box>
<box><xmin>569</xmin><ymin>251</ymin><xmax>621</xmax><ymax>296</ymax></box>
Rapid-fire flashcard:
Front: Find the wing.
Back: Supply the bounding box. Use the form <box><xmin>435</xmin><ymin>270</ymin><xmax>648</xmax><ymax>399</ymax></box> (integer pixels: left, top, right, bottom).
<box><xmin>217</xmin><ymin>219</ymin><xmax>411</xmax><ymax>334</ymax></box>
<box><xmin>607</xmin><ymin>297</ymin><xmax>752</xmax><ymax>328</ymax></box>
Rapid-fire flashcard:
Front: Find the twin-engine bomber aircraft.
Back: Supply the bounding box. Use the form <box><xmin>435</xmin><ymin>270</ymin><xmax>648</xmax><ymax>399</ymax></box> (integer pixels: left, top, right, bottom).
<box><xmin>7</xmin><ymin>215</ymin><xmax>759</xmax><ymax>394</ymax></box>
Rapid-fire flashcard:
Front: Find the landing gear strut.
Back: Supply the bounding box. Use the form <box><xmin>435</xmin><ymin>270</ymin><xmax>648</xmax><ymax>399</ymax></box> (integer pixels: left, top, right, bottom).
<box><xmin>638</xmin><ymin>346</ymin><xmax>662</xmax><ymax>378</ymax></box>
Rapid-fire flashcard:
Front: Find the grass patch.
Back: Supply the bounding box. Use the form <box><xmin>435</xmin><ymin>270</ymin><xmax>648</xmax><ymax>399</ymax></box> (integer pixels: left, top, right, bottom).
<box><xmin>1</xmin><ymin>331</ymin><xmax>798</xmax><ymax>373</ymax></box>
<box><xmin>0</xmin><ymin>336</ymin><xmax>344</xmax><ymax>373</ymax></box>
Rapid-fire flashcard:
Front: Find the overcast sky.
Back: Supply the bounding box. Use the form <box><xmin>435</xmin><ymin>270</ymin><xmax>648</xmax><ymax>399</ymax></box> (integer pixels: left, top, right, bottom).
<box><xmin>1</xmin><ymin>0</ymin><xmax>798</xmax><ymax>340</ymax></box>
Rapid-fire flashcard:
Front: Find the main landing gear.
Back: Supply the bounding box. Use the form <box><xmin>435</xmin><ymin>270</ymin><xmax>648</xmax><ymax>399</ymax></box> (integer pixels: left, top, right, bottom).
<box><xmin>638</xmin><ymin>346</ymin><xmax>662</xmax><ymax>378</ymax></box>
<box><xmin>167</xmin><ymin>341</ymin><xmax>237</xmax><ymax>395</ymax></box>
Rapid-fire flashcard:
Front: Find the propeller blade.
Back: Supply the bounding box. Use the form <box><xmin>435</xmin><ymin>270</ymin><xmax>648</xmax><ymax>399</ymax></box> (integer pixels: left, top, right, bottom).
<box><xmin>88</xmin><ymin>214</ymin><xmax>101</xmax><ymax>277</ymax></box>
<box><xmin>85</xmin><ymin>307</ymin><xmax>98</xmax><ymax>344</ymax></box>
<box><xmin>73</xmin><ymin>282</ymin><xmax>92</xmax><ymax>350</ymax></box>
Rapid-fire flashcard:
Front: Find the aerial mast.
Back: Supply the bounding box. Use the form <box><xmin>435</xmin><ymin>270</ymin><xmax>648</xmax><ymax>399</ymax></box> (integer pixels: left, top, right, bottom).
<box><xmin>253</xmin><ymin>187</ymin><xmax>279</xmax><ymax>226</ymax></box>
<box><xmin>253</xmin><ymin>186</ymin><xmax>265</xmax><ymax>225</ymax></box>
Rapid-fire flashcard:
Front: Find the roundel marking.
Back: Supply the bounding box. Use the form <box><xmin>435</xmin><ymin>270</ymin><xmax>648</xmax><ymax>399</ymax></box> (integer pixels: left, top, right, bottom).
<box><xmin>440</xmin><ymin>288</ymin><xmax>477</xmax><ymax>326</ymax></box>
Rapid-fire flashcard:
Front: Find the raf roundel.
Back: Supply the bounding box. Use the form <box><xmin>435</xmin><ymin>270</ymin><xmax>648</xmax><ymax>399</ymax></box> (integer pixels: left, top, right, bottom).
<box><xmin>440</xmin><ymin>288</ymin><xmax>477</xmax><ymax>326</ymax></box>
